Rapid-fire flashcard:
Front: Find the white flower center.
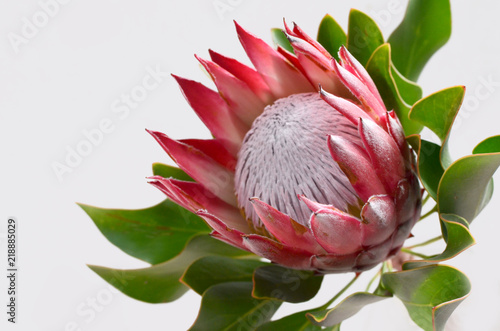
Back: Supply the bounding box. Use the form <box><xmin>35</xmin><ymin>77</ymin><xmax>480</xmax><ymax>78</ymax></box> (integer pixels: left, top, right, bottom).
<box><xmin>234</xmin><ymin>92</ymin><xmax>361</xmax><ymax>230</ymax></box>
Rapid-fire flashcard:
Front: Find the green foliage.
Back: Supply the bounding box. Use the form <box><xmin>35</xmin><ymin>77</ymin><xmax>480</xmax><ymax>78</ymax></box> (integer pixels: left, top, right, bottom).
<box><xmin>437</xmin><ymin>138</ymin><xmax>500</xmax><ymax>223</ymax></box>
<box><xmin>307</xmin><ymin>292</ymin><xmax>390</xmax><ymax>327</ymax></box>
<box><xmin>152</xmin><ymin>162</ymin><xmax>194</xmax><ymax>181</ymax></box>
<box><xmin>182</xmin><ymin>256</ymin><xmax>267</xmax><ymax>295</ymax></box>
<box><xmin>391</xmin><ymin>65</ymin><xmax>422</xmax><ymax>105</ymax></box>
<box><xmin>407</xmin><ymin>136</ymin><xmax>444</xmax><ymax>200</ymax></box>
<box><xmin>347</xmin><ymin>9</ymin><xmax>384</xmax><ymax>66</ymax></box>
<box><xmin>317</xmin><ymin>14</ymin><xmax>346</xmax><ymax>60</ymax></box>
<box><xmin>382</xmin><ymin>265</ymin><xmax>470</xmax><ymax>331</ymax></box>
<box><xmin>252</xmin><ymin>265</ymin><xmax>323</xmax><ymax>303</ymax></box>
<box><xmin>271</xmin><ymin>28</ymin><xmax>294</xmax><ymax>53</ymax></box>
<box><xmin>80</xmin><ymin>200</ymin><xmax>209</xmax><ymax>265</ymax></box>
<box><xmin>366</xmin><ymin>44</ymin><xmax>423</xmax><ymax>135</ymax></box>
<box><xmin>409</xmin><ymin>86</ymin><xmax>465</xmax><ymax>143</ymax></box>
<box><xmin>257</xmin><ymin>310</ymin><xmax>340</xmax><ymax>331</ymax></box>
<box><xmin>403</xmin><ymin>214</ymin><xmax>475</xmax><ymax>269</ymax></box>
<box><xmin>388</xmin><ymin>0</ymin><xmax>452</xmax><ymax>81</ymax></box>
<box><xmin>409</xmin><ymin>86</ymin><xmax>465</xmax><ymax>168</ymax></box>
<box><xmin>88</xmin><ymin>235</ymin><xmax>251</xmax><ymax>303</ymax></box>
<box><xmin>190</xmin><ymin>282</ymin><xmax>281</xmax><ymax>331</ymax></box>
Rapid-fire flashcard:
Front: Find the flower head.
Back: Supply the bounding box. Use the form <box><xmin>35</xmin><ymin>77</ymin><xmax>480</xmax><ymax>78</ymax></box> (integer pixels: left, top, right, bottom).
<box><xmin>148</xmin><ymin>21</ymin><xmax>421</xmax><ymax>273</ymax></box>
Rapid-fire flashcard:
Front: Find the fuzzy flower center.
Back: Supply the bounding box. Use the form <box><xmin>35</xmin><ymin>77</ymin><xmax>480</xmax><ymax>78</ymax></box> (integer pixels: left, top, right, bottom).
<box><xmin>234</xmin><ymin>92</ymin><xmax>362</xmax><ymax>230</ymax></box>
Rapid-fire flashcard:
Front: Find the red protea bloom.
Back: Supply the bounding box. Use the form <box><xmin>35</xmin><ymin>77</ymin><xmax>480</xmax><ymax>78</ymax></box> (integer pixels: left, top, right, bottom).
<box><xmin>147</xmin><ymin>21</ymin><xmax>421</xmax><ymax>273</ymax></box>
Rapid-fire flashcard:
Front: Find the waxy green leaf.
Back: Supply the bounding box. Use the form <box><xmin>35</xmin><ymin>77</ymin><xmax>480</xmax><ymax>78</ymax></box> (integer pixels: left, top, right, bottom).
<box><xmin>152</xmin><ymin>162</ymin><xmax>194</xmax><ymax>181</ymax></box>
<box><xmin>473</xmin><ymin>135</ymin><xmax>500</xmax><ymax>154</ymax></box>
<box><xmin>382</xmin><ymin>265</ymin><xmax>470</xmax><ymax>331</ymax></box>
<box><xmin>80</xmin><ymin>200</ymin><xmax>209</xmax><ymax>265</ymax></box>
<box><xmin>307</xmin><ymin>292</ymin><xmax>390</xmax><ymax>327</ymax></box>
<box><xmin>190</xmin><ymin>282</ymin><xmax>281</xmax><ymax>331</ymax></box>
<box><xmin>407</xmin><ymin>136</ymin><xmax>444</xmax><ymax>200</ymax></box>
<box><xmin>257</xmin><ymin>310</ymin><xmax>340</xmax><ymax>331</ymax></box>
<box><xmin>181</xmin><ymin>256</ymin><xmax>267</xmax><ymax>295</ymax></box>
<box><xmin>409</xmin><ymin>86</ymin><xmax>465</xmax><ymax>168</ymax></box>
<box><xmin>437</xmin><ymin>137</ymin><xmax>500</xmax><ymax>223</ymax></box>
<box><xmin>347</xmin><ymin>9</ymin><xmax>384</xmax><ymax>66</ymax></box>
<box><xmin>366</xmin><ymin>44</ymin><xmax>423</xmax><ymax>135</ymax></box>
<box><xmin>271</xmin><ymin>28</ymin><xmax>294</xmax><ymax>53</ymax></box>
<box><xmin>409</xmin><ymin>86</ymin><xmax>465</xmax><ymax>142</ymax></box>
<box><xmin>317</xmin><ymin>14</ymin><xmax>346</xmax><ymax>60</ymax></box>
<box><xmin>88</xmin><ymin>235</ymin><xmax>251</xmax><ymax>303</ymax></box>
<box><xmin>403</xmin><ymin>214</ymin><xmax>475</xmax><ymax>270</ymax></box>
<box><xmin>388</xmin><ymin>0</ymin><xmax>452</xmax><ymax>81</ymax></box>
<box><xmin>391</xmin><ymin>65</ymin><xmax>422</xmax><ymax>105</ymax></box>
<box><xmin>252</xmin><ymin>265</ymin><xmax>323</xmax><ymax>303</ymax></box>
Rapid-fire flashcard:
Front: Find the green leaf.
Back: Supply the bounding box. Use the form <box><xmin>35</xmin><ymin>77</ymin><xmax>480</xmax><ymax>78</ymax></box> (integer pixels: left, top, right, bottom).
<box><xmin>152</xmin><ymin>162</ymin><xmax>194</xmax><ymax>181</ymax></box>
<box><xmin>403</xmin><ymin>214</ymin><xmax>475</xmax><ymax>270</ymax></box>
<box><xmin>407</xmin><ymin>136</ymin><xmax>444</xmax><ymax>200</ymax></box>
<box><xmin>307</xmin><ymin>292</ymin><xmax>390</xmax><ymax>327</ymax></box>
<box><xmin>388</xmin><ymin>0</ymin><xmax>452</xmax><ymax>81</ymax></box>
<box><xmin>382</xmin><ymin>265</ymin><xmax>470</xmax><ymax>331</ymax></box>
<box><xmin>88</xmin><ymin>235</ymin><xmax>251</xmax><ymax>303</ymax></box>
<box><xmin>391</xmin><ymin>65</ymin><xmax>422</xmax><ymax>105</ymax></box>
<box><xmin>190</xmin><ymin>282</ymin><xmax>281</xmax><ymax>331</ymax></box>
<box><xmin>80</xmin><ymin>200</ymin><xmax>209</xmax><ymax>265</ymax></box>
<box><xmin>257</xmin><ymin>310</ymin><xmax>339</xmax><ymax>331</ymax></box>
<box><xmin>271</xmin><ymin>28</ymin><xmax>294</xmax><ymax>53</ymax></box>
<box><xmin>181</xmin><ymin>256</ymin><xmax>267</xmax><ymax>295</ymax></box>
<box><xmin>409</xmin><ymin>86</ymin><xmax>465</xmax><ymax>168</ymax></box>
<box><xmin>317</xmin><ymin>14</ymin><xmax>346</xmax><ymax>60</ymax></box>
<box><xmin>409</xmin><ymin>86</ymin><xmax>465</xmax><ymax>142</ymax></box>
<box><xmin>473</xmin><ymin>135</ymin><xmax>500</xmax><ymax>154</ymax></box>
<box><xmin>347</xmin><ymin>9</ymin><xmax>384</xmax><ymax>66</ymax></box>
<box><xmin>252</xmin><ymin>265</ymin><xmax>323</xmax><ymax>303</ymax></box>
<box><xmin>437</xmin><ymin>139</ymin><xmax>500</xmax><ymax>223</ymax></box>
<box><xmin>366</xmin><ymin>43</ymin><xmax>423</xmax><ymax>136</ymax></box>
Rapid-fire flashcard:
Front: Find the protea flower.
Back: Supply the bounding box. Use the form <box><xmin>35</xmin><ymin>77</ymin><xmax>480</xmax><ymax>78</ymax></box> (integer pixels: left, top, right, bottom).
<box><xmin>147</xmin><ymin>21</ymin><xmax>421</xmax><ymax>273</ymax></box>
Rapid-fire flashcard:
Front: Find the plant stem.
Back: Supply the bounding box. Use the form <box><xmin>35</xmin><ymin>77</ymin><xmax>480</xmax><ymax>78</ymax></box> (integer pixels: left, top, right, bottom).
<box><xmin>421</xmin><ymin>193</ymin><xmax>431</xmax><ymax>206</ymax></box>
<box><xmin>401</xmin><ymin>248</ymin><xmax>431</xmax><ymax>259</ymax></box>
<box><xmin>365</xmin><ymin>266</ymin><xmax>382</xmax><ymax>292</ymax></box>
<box><xmin>408</xmin><ymin>235</ymin><xmax>443</xmax><ymax>249</ymax></box>
<box><xmin>318</xmin><ymin>274</ymin><xmax>360</xmax><ymax>310</ymax></box>
<box><xmin>419</xmin><ymin>205</ymin><xmax>438</xmax><ymax>221</ymax></box>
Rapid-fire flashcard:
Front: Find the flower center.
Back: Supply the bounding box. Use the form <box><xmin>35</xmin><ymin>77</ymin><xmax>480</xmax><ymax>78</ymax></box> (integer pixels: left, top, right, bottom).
<box><xmin>234</xmin><ymin>92</ymin><xmax>361</xmax><ymax>231</ymax></box>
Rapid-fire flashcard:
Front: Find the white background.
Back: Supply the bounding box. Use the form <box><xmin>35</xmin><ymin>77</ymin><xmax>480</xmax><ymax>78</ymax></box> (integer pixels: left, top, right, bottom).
<box><xmin>1</xmin><ymin>0</ymin><xmax>500</xmax><ymax>330</ymax></box>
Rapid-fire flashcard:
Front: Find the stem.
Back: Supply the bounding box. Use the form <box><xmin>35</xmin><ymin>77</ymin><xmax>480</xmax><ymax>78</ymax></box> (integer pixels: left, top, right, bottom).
<box><xmin>365</xmin><ymin>267</ymin><xmax>382</xmax><ymax>292</ymax></box>
<box><xmin>419</xmin><ymin>205</ymin><xmax>438</xmax><ymax>221</ymax></box>
<box><xmin>408</xmin><ymin>235</ymin><xmax>443</xmax><ymax>249</ymax></box>
<box><xmin>421</xmin><ymin>193</ymin><xmax>431</xmax><ymax>206</ymax></box>
<box><xmin>385</xmin><ymin>259</ymin><xmax>393</xmax><ymax>273</ymax></box>
<box><xmin>318</xmin><ymin>274</ymin><xmax>360</xmax><ymax>310</ymax></box>
<box><xmin>401</xmin><ymin>248</ymin><xmax>431</xmax><ymax>259</ymax></box>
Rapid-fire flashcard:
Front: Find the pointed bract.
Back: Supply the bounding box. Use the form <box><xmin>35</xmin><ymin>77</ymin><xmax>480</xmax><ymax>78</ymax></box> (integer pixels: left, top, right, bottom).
<box><xmin>148</xmin><ymin>131</ymin><xmax>237</xmax><ymax>206</ymax></box>
<box><xmin>235</xmin><ymin>21</ymin><xmax>315</xmax><ymax>98</ymax></box>
<box><xmin>360</xmin><ymin>195</ymin><xmax>397</xmax><ymax>247</ymax></box>
<box><xmin>332</xmin><ymin>59</ymin><xmax>387</xmax><ymax>126</ymax></box>
<box><xmin>242</xmin><ymin>234</ymin><xmax>314</xmax><ymax>270</ymax></box>
<box><xmin>328</xmin><ymin>135</ymin><xmax>387</xmax><ymax>201</ymax></box>
<box><xmin>358</xmin><ymin>118</ymin><xmax>405</xmax><ymax>194</ymax></box>
<box><xmin>320</xmin><ymin>87</ymin><xmax>373</xmax><ymax>125</ymax></box>
<box><xmin>196</xmin><ymin>210</ymin><xmax>248</xmax><ymax>248</ymax></box>
<box><xmin>209</xmin><ymin>49</ymin><xmax>274</xmax><ymax>104</ymax></box>
<box><xmin>196</xmin><ymin>55</ymin><xmax>266</xmax><ymax>127</ymax></box>
<box><xmin>310</xmin><ymin>208</ymin><xmax>362</xmax><ymax>255</ymax></box>
<box><xmin>172</xmin><ymin>75</ymin><xmax>247</xmax><ymax>155</ymax></box>
<box><xmin>250</xmin><ymin>198</ymin><xmax>323</xmax><ymax>254</ymax></box>
<box><xmin>339</xmin><ymin>46</ymin><xmax>385</xmax><ymax>110</ymax></box>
